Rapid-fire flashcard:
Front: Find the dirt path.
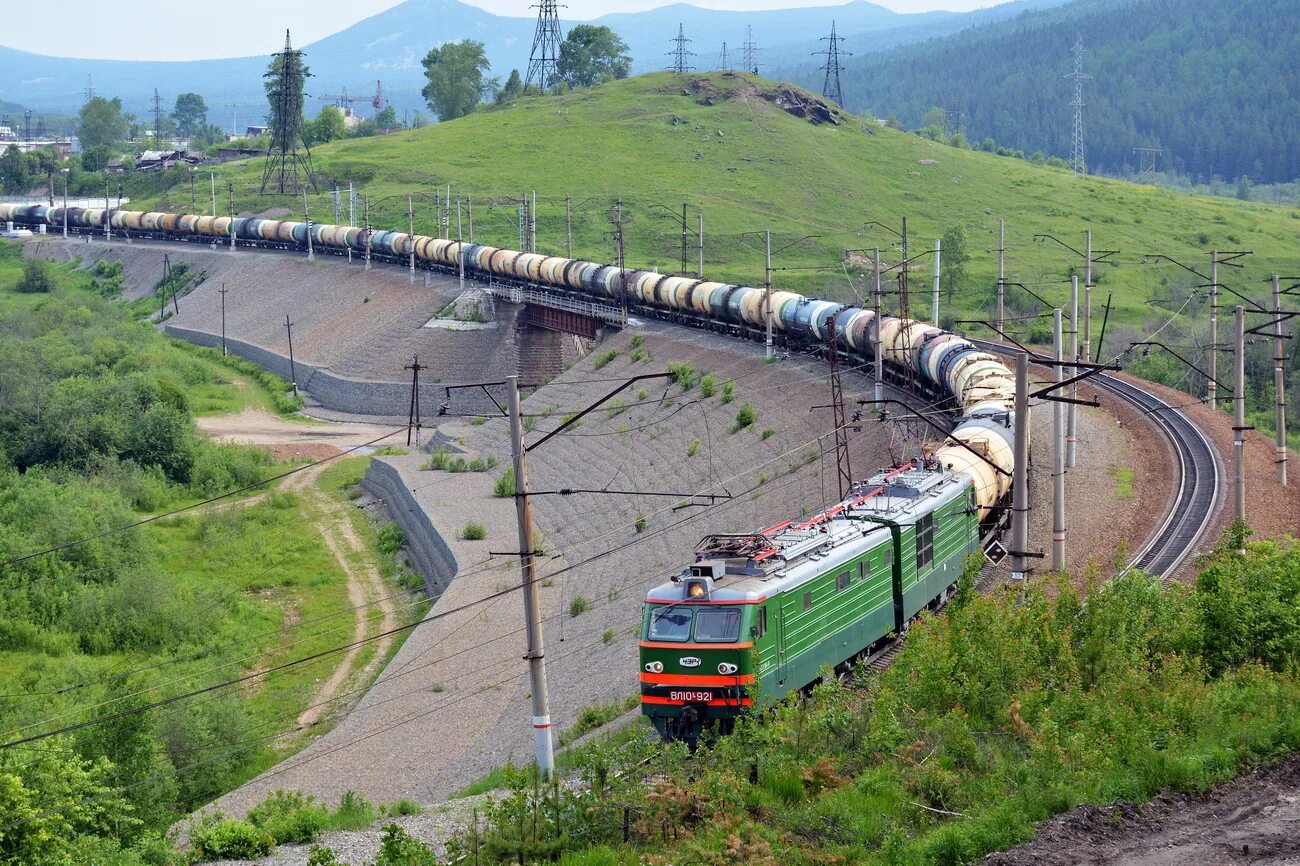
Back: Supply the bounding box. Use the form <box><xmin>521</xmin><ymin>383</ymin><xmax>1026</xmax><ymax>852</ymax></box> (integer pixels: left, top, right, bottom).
<box><xmin>196</xmin><ymin>409</ymin><xmax>401</xmax><ymax>732</ymax></box>
<box><xmin>986</xmin><ymin>754</ymin><xmax>1300</xmax><ymax>865</ymax></box>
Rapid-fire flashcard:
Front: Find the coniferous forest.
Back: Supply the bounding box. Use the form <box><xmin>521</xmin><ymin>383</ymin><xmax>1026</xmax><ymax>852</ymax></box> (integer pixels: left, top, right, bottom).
<box><xmin>806</xmin><ymin>0</ymin><xmax>1299</xmax><ymax>185</ymax></box>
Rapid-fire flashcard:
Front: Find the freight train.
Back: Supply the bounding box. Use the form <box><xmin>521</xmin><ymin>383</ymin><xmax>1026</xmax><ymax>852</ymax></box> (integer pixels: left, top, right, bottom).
<box><xmin>0</xmin><ymin>201</ymin><xmax>1020</xmax><ymax>742</ymax></box>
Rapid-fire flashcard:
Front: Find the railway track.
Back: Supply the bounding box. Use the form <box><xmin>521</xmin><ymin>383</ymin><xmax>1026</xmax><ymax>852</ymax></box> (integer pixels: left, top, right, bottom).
<box><xmin>970</xmin><ymin>338</ymin><xmax>1221</xmax><ymax>582</ymax></box>
<box><xmin>42</xmin><ymin>230</ymin><xmax>1220</xmax><ymax>580</ymax></box>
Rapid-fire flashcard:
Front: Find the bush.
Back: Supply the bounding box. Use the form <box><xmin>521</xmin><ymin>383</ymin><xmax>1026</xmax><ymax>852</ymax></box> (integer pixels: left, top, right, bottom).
<box><xmin>686</xmin><ymin>438</ymin><xmax>700</xmax><ymax>458</ymax></box>
<box><xmin>667</xmin><ymin>362</ymin><xmax>696</xmax><ymax>389</ymax></box>
<box><xmin>721</xmin><ymin>381</ymin><xmax>735</xmax><ymax>403</ymax></box>
<box><xmin>377</xmin><ymin>523</ymin><xmax>406</xmax><ymax>556</ymax></box>
<box><xmin>327</xmin><ymin>790</ymin><xmax>377</xmax><ymax>830</ymax></box>
<box><xmin>730</xmin><ymin>403</ymin><xmax>756</xmax><ymax>433</ymax></box>
<box><xmin>634</xmin><ymin>514</ymin><xmax>647</xmax><ymax>533</ymax></box>
<box><xmin>462</xmin><ymin>521</ymin><xmax>487</xmax><ymax>540</ymax></box>
<box><xmin>374</xmin><ymin>824</ymin><xmax>437</xmax><ymax>866</ymax></box>
<box><xmin>494</xmin><ymin>467</ymin><xmax>516</xmax><ymax>497</ymax></box>
<box><xmin>384</xmin><ymin>798</ymin><xmax>422</xmax><ymax>817</ymax></box>
<box><xmin>190</xmin><ymin>815</ymin><xmax>274</xmax><ymax>859</ymax></box>
<box><xmin>761</xmin><ymin>428</ymin><xmax>776</xmax><ymax>440</ymax></box>
<box><xmin>569</xmin><ymin>595</ymin><xmax>591</xmax><ymax>617</ymax></box>
<box><xmin>603</xmin><ymin>627</ymin><xmax>617</xmax><ymax>645</ymax></box>
<box><xmin>18</xmin><ymin>258</ymin><xmax>54</xmax><ymax>293</ymax></box>
<box><xmin>698</xmin><ymin>373</ymin><xmax>716</xmax><ymax>397</ymax></box>
<box><xmin>593</xmin><ymin>348</ymin><xmax>619</xmax><ymax>369</ymax></box>
<box><xmin>247</xmin><ymin>790</ymin><xmax>329</xmax><ymax>845</ymax></box>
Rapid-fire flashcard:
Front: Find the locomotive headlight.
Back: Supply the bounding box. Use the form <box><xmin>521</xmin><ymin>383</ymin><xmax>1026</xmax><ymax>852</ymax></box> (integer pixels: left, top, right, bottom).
<box><xmin>685</xmin><ymin>579</ymin><xmax>708</xmax><ymax>599</ymax></box>
<box><xmin>718</xmin><ymin>662</ymin><xmax>738</xmax><ymax>675</ymax></box>
<box><xmin>645</xmin><ymin>661</ymin><xmax>664</xmax><ymax>674</ymax></box>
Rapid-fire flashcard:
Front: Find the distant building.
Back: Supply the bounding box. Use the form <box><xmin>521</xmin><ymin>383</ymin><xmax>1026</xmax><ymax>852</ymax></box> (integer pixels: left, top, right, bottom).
<box><xmin>1</xmin><ymin>139</ymin><xmax>75</xmax><ymax>156</ymax></box>
<box><xmin>135</xmin><ymin>150</ymin><xmax>204</xmax><ymax>172</ymax></box>
<box><xmin>338</xmin><ymin>107</ymin><xmax>363</xmax><ymax>130</ymax></box>
<box><xmin>215</xmin><ymin>146</ymin><xmax>266</xmax><ymax>162</ymax></box>
<box><xmin>244</xmin><ymin>125</ymin><xmax>269</xmax><ymax>138</ymax></box>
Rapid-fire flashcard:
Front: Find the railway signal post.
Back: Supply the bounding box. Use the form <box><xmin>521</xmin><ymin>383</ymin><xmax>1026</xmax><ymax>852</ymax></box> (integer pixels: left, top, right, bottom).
<box><xmin>507</xmin><ymin>375</ymin><xmax>555</xmax><ymax>779</ymax></box>
<box><xmin>1010</xmin><ymin>351</ymin><xmax>1030</xmax><ymax>581</ymax></box>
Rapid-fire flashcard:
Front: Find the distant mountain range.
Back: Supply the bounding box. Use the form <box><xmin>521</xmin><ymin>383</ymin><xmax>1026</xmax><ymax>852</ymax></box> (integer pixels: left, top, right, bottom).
<box><xmin>0</xmin><ymin>0</ymin><xmax>1067</xmax><ymax>127</ymax></box>
<box><xmin>777</xmin><ymin>0</ymin><xmax>1300</xmax><ymax>184</ymax></box>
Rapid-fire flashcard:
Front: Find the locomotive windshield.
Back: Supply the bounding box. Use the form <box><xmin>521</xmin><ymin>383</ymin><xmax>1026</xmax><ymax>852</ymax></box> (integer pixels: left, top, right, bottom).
<box><xmin>693</xmin><ymin>607</ymin><xmax>742</xmax><ymax>642</ymax></box>
<box><xmin>647</xmin><ymin>606</ymin><xmax>692</xmax><ymax>641</ymax></box>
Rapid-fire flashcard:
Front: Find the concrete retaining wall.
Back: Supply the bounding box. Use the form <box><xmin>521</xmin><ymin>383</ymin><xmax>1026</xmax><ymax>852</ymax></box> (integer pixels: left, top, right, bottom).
<box><xmin>360</xmin><ymin>458</ymin><xmax>459</xmax><ymax>598</ymax></box>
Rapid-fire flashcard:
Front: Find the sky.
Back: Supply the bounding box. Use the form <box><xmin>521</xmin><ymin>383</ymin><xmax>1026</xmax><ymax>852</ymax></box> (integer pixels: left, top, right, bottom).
<box><xmin>3</xmin><ymin>0</ymin><xmax>1000</xmax><ymax>61</ymax></box>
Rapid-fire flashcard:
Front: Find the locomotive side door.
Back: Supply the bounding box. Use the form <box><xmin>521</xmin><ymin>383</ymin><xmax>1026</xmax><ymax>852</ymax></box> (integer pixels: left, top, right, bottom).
<box><xmin>776</xmin><ymin>603</ymin><xmax>788</xmax><ymax>689</ymax></box>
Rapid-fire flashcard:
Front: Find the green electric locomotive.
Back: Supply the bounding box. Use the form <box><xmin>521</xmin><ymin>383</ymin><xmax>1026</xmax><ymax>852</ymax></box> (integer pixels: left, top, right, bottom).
<box><xmin>640</xmin><ymin>462</ymin><xmax>981</xmax><ymax>742</ymax></box>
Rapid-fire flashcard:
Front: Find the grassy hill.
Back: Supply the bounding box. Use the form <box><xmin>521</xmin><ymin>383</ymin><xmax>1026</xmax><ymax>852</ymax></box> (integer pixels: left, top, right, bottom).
<box><xmin>137</xmin><ymin>73</ymin><xmax>1300</xmax><ymax>330</ymax></box>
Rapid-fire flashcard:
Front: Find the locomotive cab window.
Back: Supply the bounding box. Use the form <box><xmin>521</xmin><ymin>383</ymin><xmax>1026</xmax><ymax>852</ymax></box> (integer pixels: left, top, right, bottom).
<box><xmin>803</xmin><ymin>591</ymin><xmax>813</xmax><ymax>611</ymax></box>
<box><xmin>916</xmin><ymin>513</ymin><xmax>935</xmax><ymax>570</ymax></box>
<box><xmin>647</xmin><ymin>606</ymin><xmax>692</xmax><ymax>641</ymax></box>
<box><xmin>694</xmin><ymin>607</ymin><xmax>741</xmax><ymax>642</ymax></box>
<box><xmin>754</xmin><ymin>606</ymin><xmax>767</xmax><ymax>639</ymax></box>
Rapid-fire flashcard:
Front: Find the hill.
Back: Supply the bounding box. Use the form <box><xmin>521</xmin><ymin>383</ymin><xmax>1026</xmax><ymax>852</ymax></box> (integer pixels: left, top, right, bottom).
<box><xmin>132</xmin><ymin>73</ymin><xmax>1299</xmax><ymax>330</ymax></box>
<box><xmin>778</xmin><ymin>0</ymin><xmax>1300</xmax><ymax>185</ymax></box>
<box><xmin>0</xmin><ymin>0</ymin><xmax>1061</xmax><ymax>121</ymax></box>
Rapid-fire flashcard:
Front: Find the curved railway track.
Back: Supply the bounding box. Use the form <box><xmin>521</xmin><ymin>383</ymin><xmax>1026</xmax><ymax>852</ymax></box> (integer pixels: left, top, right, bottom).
<box><xmin>970</xmin><ymin>338</ymin><xmax>1221</xmax><ymax>581</ymax></box>
<box><xmin>36</xmin><ymin>229</ymin><xmax>1220</xmax><ymax>579</ymax></box>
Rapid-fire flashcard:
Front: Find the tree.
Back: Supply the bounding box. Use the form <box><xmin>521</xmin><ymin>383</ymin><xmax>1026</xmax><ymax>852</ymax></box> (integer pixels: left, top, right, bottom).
<box><xmin>496</xmin><ymin>69</ymin><xmax>523</xmax><ymax>104</ymax></box>
<box><xmin>556</xmin><ymin>26</ymin><xmax>632</xmax><ymax>88</ymax></box>
<box><xmin>171</xmin><ymin>92</ymin><xmax>208</xmax><ymax>139</ymax></box>
<box><xmin>18</xmin><ymin>259</ymin><xmax>54</xmax><ymax>294</ymax></box>
<box><xmin>919</xmin><ymin>106</ymin><xmax>946</xmax><ymax>141</ymax></box>
<box><xmin>374</xmin><ymin>105</ymin><xmax>400</xmax><ymax>131</ymax></box>
<box><xmin>77</xmin><ymin>97</ymin><xmax>128</xmax><ymax>151</ymax></box>
<box><xmin>0</xmin><ymin>145</ymin><xmax>33</xmax><ymax>194</ymax></box>
<box><xmin>940</xmin><ymin>225</ymin><xmax>970</xmax><ymax>302</ymax></box>
<box><xmin>308</xmin><ymin>105</ymin><xmax>348</xmax><ymax>145</ymax></box>
<box><xmin>80</xmin><ymin>145</ymin><xmax>111</xmax><ymax>173</ymax></box>
<box><xmin>411</xmin><ymin>110</ymin><xmax>428</xmax><ymax>129</ymax></box>
<box><xmin>420</xmin><ymin>40</ymin><xmax>491</xmax><ymax>121</ymax></box>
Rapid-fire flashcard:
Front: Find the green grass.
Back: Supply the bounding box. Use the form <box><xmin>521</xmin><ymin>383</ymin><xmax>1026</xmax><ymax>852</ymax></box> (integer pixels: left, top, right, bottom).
<box><xmin>1112</xmin><ymin>465</ymin><xmax>1136</xmax><ymax>499</ymax></box>
<box><xmin>125</xmin><ymin>73</ymin><xmax>1298</xmax><ymax>332</ymax></box>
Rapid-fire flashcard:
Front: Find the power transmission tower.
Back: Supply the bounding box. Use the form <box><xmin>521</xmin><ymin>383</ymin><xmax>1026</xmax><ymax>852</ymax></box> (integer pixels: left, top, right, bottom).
<box><xmin>741</xmin><ymin>26</ymin><xmax>760</xmax><ymax>74</ymax></box>
<box><xmin>717</xmin><ymin>42</ymin><xmax>731</xmax><ymax>72</ymax></box>
<box><xmin>815</xmin><ymin>21</ymin><xmax>850</xmax><ymax>107</ymax></box>
<box><xmin>260</xmin><ymin>29</ymin><xmax>316</xmax><ymax>195</ymax></box>
<box><xmin>1133</xmin><ymin>146</ymin><xmax>1162</xmax><ymax>181</ymax></box>
<box><xmin>667</xmin><ymin>23</ymin><xmax>695</xmax><ymax>74</ymax></box>
<box><xmin>152</xmin><ymin>88</ymin><xmax>164</xmax><ymax>142</ymax></box>
<box><xmin>525</xmin><ymin>0</ymin><xmax>564</xmax><ymax>92</ymax></box>
<box><xmin>1065</xmin><ymin>33</ymin><xmax>1091</xmax><ymax>177</ymax></box>
<box><xmin>84</xmin><ymin>75</ymin><xmax>94</xmax><ymax>104</ymax></box>
<box><xmin>405</xmin><ymin>355</ymin><xmax>428</xmax><ymax>447</ymax></box>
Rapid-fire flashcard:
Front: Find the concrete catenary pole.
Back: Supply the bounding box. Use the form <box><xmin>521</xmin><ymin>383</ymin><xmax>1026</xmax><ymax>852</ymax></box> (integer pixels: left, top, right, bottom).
<box><xmin>1208</xmin><ymin>250</ymin><xmax>1219</xmax><ymax>406</ymax></box>
<box><xmin>764</xmin><ymin>229</ymin><xmax>774</xmax><ymax>360</ymax></box>
<box><xmin>364</xmin><ymin>196</ymin><xmax>372</xmax><ymax>271</ymax></box>
<box><xmin>506</xmin><ymin>375</ymin><xmax>554</xmax><ymax>778</ymax></box>
<box><xmin>873</xmin><ymin>247</ymin><xmax>884</xmax><ymax>405</ymax></box>
<box><xmin>996</xmin><ymin>219</ymin><xmax>1006</xmax><ymax>335</ymax></box>
<box><xmin>407</xmin><ymin>195</ymin><xmax>416</xmax><ymax>283</ymax></box>
<box><xmin>228</xmin><ymin>182</ymin><xmax>235</xmax><ymax>252</ymax></box>
<box><xmin>347</xmin><ymin>182</ymin><xmax>355</xmax><ymax>263</ymax></box>
<box><xmin>457</xmin><ymin>199</ymin><xmax>465</xmax><ymax>292</ymax></box>
<box><xmin>1273</xmin><ymin>275</ymin><xmax>1288</xmax><ymax>485</ymax></box>
<box><xmin>1233</xmin><ymin>304</ymin><xmax>1246</xmax><ymax>533</ymax></box>
<box><xmin>1083</xmin><ymin>229</ymin><xmax>1093</xmax><ymax>363</ymax></box>
<box><xmin>931</xmin><ymin>237</ymin><xmax>941</xmax><ymax>325</ymax></box>
<box><xmin>697</xmin><ymin>212</ymin><xmax>704</xmax><ymax>278</ymax></box>
<box><xmin>303</xmin><ymin>190</ymin><xmax>314</xmax><ymax>262</ymax></box>
<box><xmin>468</xmin><ymin>195</ymin><xmax>474</xmax><ymax>244</ymax></box>
<box><xmin>62</xmin><ymin>171</ymin><xmax>68</xmax><ymax>239</ymax></box>
<box><xmin>285</xmin><ymin>314</ymin><xmax>298</xmax><ymax>398</ymax></box>
<box><xmin>103</xmin><ymin>176</ymin><xmax>111</xmax><ymax>241</ymax></box>
<box><xmin>1052</xmin><ymin>308</ymin><xmax>1066</xmax><ymax>572</ymax></box>
<box><xmin>530</xmin><ymin>190</ymin><xmax>537</xmax><ymax>253</ymax></box>
<box><xmin>565</xmin><ymin>194</ymin><xmax>572</xmax><ymax>259</ymax></box>
<box><xmin>210</xmin><ymin>172</ymin><xmax>217</xmax><ymax>218</ymax></box>
<box><xmin>1066</xmin><ymin>276</ymin><xmax>1079</xmax><ymax>468</ymax></box>
<box><xmin>1010</xmin><ymin>351</ymin><xmax>1030</xmax><ymax>581</ymax></box>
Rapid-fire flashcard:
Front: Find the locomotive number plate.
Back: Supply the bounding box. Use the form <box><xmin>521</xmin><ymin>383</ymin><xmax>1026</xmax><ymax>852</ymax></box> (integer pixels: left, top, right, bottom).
<box><xmin>669</xmin><ymin>690</ymin><xmax>713</xmax><ymax>703</ymax></box>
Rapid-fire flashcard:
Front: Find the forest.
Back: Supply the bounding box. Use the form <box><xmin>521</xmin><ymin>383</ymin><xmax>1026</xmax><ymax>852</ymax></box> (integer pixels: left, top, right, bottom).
<box><xmin>0</xmin><ymin>242</ymin><xmax>389</xmax><ymax>864</ymax></box>
<box><xmin>817</xmin><ymin>0</ymin><xmax>1299</xmax><ymax>185</ymax></box>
